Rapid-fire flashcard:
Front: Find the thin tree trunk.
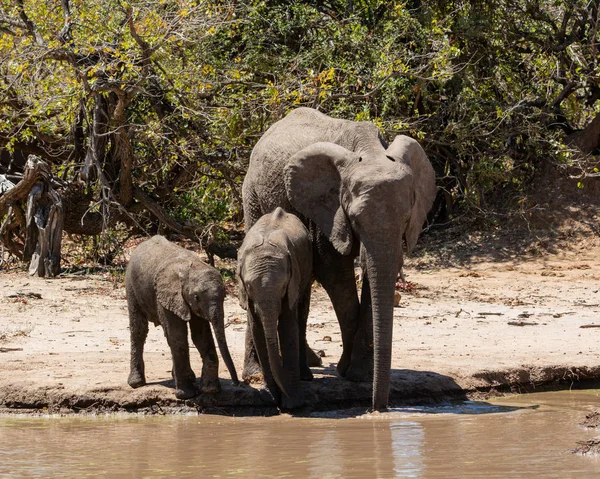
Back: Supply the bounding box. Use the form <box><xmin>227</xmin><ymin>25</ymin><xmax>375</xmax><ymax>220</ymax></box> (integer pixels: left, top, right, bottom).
<box><xmin>113</xmin><ymin>93</ymin><xmax>134</xmax><ymax>207</ymax></box>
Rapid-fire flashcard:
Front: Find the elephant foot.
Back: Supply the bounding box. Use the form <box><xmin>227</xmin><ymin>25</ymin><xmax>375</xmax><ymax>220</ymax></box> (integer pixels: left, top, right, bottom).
<box><xmin>242</xmin><ymin>361</ymin><xmax>264</xmax><ymax>384</ymax></box>
<box><xmin>258</xmin><ymin>387</ymin><xmax>277</xmax><ymax>406</ymax></box>
<box><xmin>344</xmin><ymin>361</ymin><xmax>373</xmax><ymax>383</ymax></box>
<box><xmin>199</xmin><ymin>376</ymin><xmax>221</xmax><ymax>394</ymax></box>
<box><xmin>174</xmin><ymin>384</ymin><xmax>198</xmax><ymax>400</ymax></box>
<box><xmin>127</xmin><ymin>371</ymin><xmax>146</xmax><ymax>389</ymax></box>
<box><xmin>279</xmin><ymin>391</ymin><xmax>304</xmax><ymax>410</ymax></box>
<box><xmin>336</xmin><ymin>350</ymin><xmax>352</xmax><ymax>377</ymax></box>
<box><xmin>300</xmin><ymin>364</ymin><xmax>314</xmax><ymax>381</ymax></box>
<box><xmin>305</xmin><ymin>345</ymin><xmax>323</xmax><ymax>367</ymax></box>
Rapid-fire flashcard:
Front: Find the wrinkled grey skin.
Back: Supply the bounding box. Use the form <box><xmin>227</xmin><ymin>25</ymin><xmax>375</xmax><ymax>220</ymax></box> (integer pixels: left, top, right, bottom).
<box><xmin>126</xmin><ymin>235</ymin><xmax>239</xmax><ymax>400</ymax></box>
<box><xmin>237</xmin><ymin>208</ymin><xmax>313</xmax><ymax>409</ymax></box>
<box><xmin>242</xmin><ymin>108</ymin><xmax>436</xmax><ymax>410</ymax></box>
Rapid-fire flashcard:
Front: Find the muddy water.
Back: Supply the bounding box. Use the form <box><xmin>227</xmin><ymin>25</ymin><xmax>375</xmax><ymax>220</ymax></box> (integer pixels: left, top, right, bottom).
<box><xmin>2</xmin><ymin>391</ymin><xmax>600</xmax><ymax>478</ymax></box>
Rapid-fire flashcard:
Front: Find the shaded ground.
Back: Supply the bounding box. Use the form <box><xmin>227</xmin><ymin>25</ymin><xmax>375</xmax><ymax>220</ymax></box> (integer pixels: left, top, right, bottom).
<box><xmin>1</xmin><ymin>213</ymin><xmax>600</xmax><ymax>415</ymax></box>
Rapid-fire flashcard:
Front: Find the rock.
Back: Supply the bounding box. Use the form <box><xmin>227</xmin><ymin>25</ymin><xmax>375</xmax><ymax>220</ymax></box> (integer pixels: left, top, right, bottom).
<box><xmin>394</xmin><ymin>290</ymin><xmax>401</xmax><ymax>307</ymax></box>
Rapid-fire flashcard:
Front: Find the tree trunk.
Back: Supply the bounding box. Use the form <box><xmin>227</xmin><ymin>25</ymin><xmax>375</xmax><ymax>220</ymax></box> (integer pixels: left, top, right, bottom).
<box><xmin>23</xmin><ymin>157</ymin><xmax>64</xmax><ymax>277</ymax></box>
<box><xmin>567</xmin><ymin>113</ymin><xmax>600</xmax><ymax>154</ymax></box>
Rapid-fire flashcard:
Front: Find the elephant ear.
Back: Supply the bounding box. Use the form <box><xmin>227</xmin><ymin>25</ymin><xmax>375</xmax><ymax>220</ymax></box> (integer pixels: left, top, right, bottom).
<box><xmin>155</xmin><ymin>261</ymin><xmax>191</xmax><ymax>321</ymax></box>
<box><xmin>284</xmin><ymin>142</ymin><xmax>356</xmax><ymax>255</ymax></box>
<box><xmin>236</xmin><ymin>232</ymin><xmax>264</xmax><ymax>310</ymax></box>
<box><xmin>386</xmin><ymin>135</ymin><xmax>437</xmax><ymax>252</ymax></box>
<box><xmin>285</xmin><ymin>235</ymin><xmax>311</xmax><ymax>308</ymax></box>
<box><xmin>236</xmin><ymin>254</ymin><xmax>248</xmax><ymax>310</ymax></box>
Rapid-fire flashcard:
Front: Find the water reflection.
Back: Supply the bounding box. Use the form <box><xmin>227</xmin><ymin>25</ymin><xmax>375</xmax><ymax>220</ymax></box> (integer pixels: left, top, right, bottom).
<box><xmin>308</xmin><ymin>429</ymin><xmax>343</xmax><ymax>478</ymax></box>
<box><xmin>391</xmin><ymin>422</ymin><xmax>425</xmax><ymax>478</ymax></box>
<box><xmin>389</xmin><ymin>400</ymin><xmax>536</xmax><ymax>415</ymax></box>
<box><xmin>2</xmin><ymin>392</ymin><xmax>600</xmax><ymax>478</ymax></box>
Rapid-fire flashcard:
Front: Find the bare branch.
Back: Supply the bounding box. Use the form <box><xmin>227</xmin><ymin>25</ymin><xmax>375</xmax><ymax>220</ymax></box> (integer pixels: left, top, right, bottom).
<box><xmin>0</xmin><ymin>156</ymin><xmax>50</xmax><ymax>214</ymax></box>
<box><xmin>0</xmin><ymin>13</ymin><xmax>27</xmax><ymax>33</ymax></box>
<box><xmin>551</xmin><ymin>81</ymin><xmax>581</xmax><ymax>108</ymax></box>
<box><xmin>58</xmin><ymin>0</ymin><xmax>73</xmax><ymax>44</ymax></box>
<box><xmin>132</xmin><ymin>185</ymin><xmax>193</xmax><ymax>239</ymax></box>
<box><xmin>15</xmin><ymin>0</ymin><xmax>44</xmax><ymax>45</ymax></box>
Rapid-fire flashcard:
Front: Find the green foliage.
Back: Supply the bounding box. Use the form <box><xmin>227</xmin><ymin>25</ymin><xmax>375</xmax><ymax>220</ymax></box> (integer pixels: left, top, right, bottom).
<box><xmin>1</xmin><ymin>0</ymin><xmax>599</xmax><ymax>249</ymax></box>
<box><xmin>175</xmin><ymin>175</ymin><xmax>232</xmax><ymax>225</ymax></box>
<box><xmin>66</xmin><ymin>226</ymin><xmax>129</xmax><ymax>266</ymax></box>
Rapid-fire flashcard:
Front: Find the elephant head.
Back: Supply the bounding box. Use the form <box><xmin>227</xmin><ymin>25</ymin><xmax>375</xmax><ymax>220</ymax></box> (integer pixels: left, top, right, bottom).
<box><xmin>155</xmin><ymin>261</ymin><xmax>239</xmax><ymax>385</ymax></box>
<box><xmin>237</xmin><ymin>209</ymin><xmax>307</xmax><ymax>399</ymax></box>
<box><xmin>283</xmin><ymin>137</ymin><xmax>436</xmax><ymax>410</ymax></box>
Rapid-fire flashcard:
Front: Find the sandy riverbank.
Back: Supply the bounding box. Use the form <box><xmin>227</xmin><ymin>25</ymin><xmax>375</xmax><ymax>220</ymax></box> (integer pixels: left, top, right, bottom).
<box><xmin>1</xmin><ymin>241</ymin><xmax>600</xmax><ymax>415</ymax></box>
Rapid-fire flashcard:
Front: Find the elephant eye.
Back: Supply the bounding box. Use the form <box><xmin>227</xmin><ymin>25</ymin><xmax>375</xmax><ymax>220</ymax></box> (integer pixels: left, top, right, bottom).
<box><xmin>386</xmin><ymin>155</ymin><xmax>396</xmax><ymax>162</ymax></box>
<box><xmin>194</xmin><ymin>293</ymin><xmax>199</xmax><ymax>302</ymax></box>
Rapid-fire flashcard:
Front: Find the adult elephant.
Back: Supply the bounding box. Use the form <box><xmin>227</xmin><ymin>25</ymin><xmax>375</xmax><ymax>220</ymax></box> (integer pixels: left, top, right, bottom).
<box><xmin>242</xmin><ymin>107</ymin><xmax>437</xmax><ymax>410</ymax></box>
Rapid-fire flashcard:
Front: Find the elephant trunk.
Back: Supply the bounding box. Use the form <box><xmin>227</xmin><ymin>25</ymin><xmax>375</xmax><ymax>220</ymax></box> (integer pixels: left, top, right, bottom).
<box><xmin>209</xmin><ymin>305</ymin><xmax>239</xmax><ymax>385</ymax></box>
<box><xmin>258</xmin><ymin>302</ymin><xmax>288</xmax><ymax>398</ymax></box>
<box><xmin>364</xmin><ymin>246</ymin><xmax>399</xmax><ymax>411</ymax></box>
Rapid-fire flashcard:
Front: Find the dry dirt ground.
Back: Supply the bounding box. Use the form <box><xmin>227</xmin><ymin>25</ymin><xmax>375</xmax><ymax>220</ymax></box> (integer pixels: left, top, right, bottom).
<box><xmin>1</xmin><ymin>232</ymin><xmax>600</xmax><ymax>415</ymax></box>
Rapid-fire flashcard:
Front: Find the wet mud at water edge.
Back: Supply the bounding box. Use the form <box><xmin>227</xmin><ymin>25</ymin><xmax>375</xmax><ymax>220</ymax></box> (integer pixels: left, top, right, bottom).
<box><xmin>2</xmin><ymin>390</ymin><xmax>600</xmax><ymax>478</ymax></box>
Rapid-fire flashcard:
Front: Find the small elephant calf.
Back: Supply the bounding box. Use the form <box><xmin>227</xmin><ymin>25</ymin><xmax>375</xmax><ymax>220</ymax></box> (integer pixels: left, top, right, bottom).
<box><xmin>237</xmin><ymin>207</ymin><xmax>313</xmax><ymax>409</ymax></box>
<box><xmin>126</xmin><ymin>235</ymin><xmax>238</xmax><ymax>399</ymax></box>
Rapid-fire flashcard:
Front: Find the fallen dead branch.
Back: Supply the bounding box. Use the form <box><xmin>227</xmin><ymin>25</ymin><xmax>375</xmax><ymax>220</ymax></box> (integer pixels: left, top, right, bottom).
<box><xmin>6</xmin><ymin>292</ymin><xmax>42</xmax><ymax>299</ymax></box>
<box><xmin>573</xmin><ymin>439</ymin><xmax>600</xmax><ymax>455</ymax></box>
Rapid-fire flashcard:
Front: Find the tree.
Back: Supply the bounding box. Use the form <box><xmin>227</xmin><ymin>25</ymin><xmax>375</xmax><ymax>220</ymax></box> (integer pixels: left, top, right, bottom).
<box><xmin>1</xmin><ymin>1</ymin><xmax>599</xmax><ymax>271</ymax></box>
<box><xmin>1</xmin><ymin>0</ymin><xmax>246</xmax><ymax>266</ymax></box>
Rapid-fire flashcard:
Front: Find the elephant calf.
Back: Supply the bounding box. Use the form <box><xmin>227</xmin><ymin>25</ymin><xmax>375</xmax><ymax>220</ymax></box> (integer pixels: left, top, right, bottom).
<box><xmin>237</xmin><ymin>207</ymin><xmax>313</xmax><ymax>409</ymax></box>
<box><xmin>126</xmin><ymin>235</ymin><xmax>239</xmax><ymax>399</ymax></box>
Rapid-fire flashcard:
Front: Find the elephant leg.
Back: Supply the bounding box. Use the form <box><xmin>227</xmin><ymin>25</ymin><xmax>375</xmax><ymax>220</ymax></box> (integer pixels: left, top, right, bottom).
<box><xmin>345</xmin><ymin>273</ymin><xmax>374</xmax><ymax>383</ymax></box>
<box><xmin>170</xmin><ymin>366</ymin><xmax>196</xmax><ymax>385</ymax></box>
<box><xmin>297</xmin><ymin>285</ymin><xmax>315</xmax><ymax>380</ymax></box>
<box><xmin>242</xmin><ymin>316</ymin><xmax>263</xmax><ymax>382</ymax></box>
<box><xmin>250</xmin><ymin>310</ymin><xmax>281</xmax><ymax>406</ymax></box>
<box><xmin>189</xmin><ymin>318</ymin><xmax>221</xmax><ymax>394</ymax></box>
<box><xmin>162</xmin><ymin>312</ymin><xmax>197</xmax><ymax>400</ymax></box>
<box><xmin>314</xmin><ymin>249</ymin><xmax>359</xmax><ymax>378</ymax></box>
<box><xmin>127</xmin><ymin>294</ymin><xmax>148</xmax><ymax>389</ymax></box>
<box><xmin>170</xmin><ymin>360</ymin><xmax>195</xmax><ymax>385</ymax></box>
